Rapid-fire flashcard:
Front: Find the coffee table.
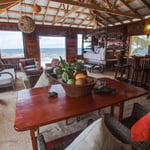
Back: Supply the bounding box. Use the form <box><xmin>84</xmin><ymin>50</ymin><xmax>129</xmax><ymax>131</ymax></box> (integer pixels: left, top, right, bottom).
<box><xmin>14</xmin><ymin>77</ymin><xmax>148</xmax><ymax>150</ymax></box>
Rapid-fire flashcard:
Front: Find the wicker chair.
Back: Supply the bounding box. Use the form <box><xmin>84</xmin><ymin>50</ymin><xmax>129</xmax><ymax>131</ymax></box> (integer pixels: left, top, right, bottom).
<box><xmin>104</xmin><ymin>103</ymin><xmax>150</xmax><ymax>150</ymax></box>
<box><xmin>37</xmin><ymin>103</ymin><xmax>150</xmax><ymax>150</ymax></box>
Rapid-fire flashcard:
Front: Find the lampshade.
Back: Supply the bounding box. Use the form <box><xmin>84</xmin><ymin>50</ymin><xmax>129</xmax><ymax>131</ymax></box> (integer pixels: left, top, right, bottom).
<box><xmin>144</xmin><ymin>19</ymin><xmax>150</xmax><ymax>37</ymax></box>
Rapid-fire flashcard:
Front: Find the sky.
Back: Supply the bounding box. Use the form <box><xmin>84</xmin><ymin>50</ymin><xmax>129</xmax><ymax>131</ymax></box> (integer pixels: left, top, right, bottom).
<box><xmin>0</xmin><ymin>31</ymin><xmax>24</xmax><ymax>49</ymax></box>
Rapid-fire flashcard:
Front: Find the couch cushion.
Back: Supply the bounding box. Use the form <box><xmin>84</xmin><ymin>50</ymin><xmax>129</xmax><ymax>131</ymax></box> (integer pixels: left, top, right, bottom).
<box><xmin>65</xmin><ymin>118</ymin><xmax>131</xmax><ymax>150</ymax></box>
<box><xmin>24</xmin><ymin>65</ymin><xmax>37</xmax><ymax>70</ymax></box>
<box><xmin>25</xmin><ymin>59</ymin><xmax>35</xmax><ymax>65</ymax></box>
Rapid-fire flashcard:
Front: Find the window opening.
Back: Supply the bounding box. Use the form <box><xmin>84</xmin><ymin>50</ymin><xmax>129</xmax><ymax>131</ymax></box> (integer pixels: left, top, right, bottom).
<box><xmin>0</xmin><ymin>31</ymin><xmax>24</xmax><ymax>58</ymax></box>
<box><xmin>39</xmin><ymin>36</ymin><xmax>66</xmax><ymax>67</ymax></box>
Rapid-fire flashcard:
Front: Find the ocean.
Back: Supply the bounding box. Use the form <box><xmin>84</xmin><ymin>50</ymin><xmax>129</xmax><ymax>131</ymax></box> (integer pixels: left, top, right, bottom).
<box><xmin>1</xmin><ymin>48</ymin><xmax>66</xmax><ymax>67</ymax></box>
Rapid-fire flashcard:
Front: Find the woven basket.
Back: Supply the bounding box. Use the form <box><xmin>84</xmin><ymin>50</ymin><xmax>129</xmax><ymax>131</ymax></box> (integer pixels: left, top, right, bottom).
<box><xmin>59</xmin><ymin>77</ymin><xmax>96</xmax><ymax>97</ymax></box>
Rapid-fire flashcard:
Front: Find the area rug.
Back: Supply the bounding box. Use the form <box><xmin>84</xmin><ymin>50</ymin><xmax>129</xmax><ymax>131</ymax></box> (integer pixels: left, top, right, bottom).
<box><xmin>0</xmin><ymin>71</ymin><xmax>150</xmax><ymax>150</ymax></box>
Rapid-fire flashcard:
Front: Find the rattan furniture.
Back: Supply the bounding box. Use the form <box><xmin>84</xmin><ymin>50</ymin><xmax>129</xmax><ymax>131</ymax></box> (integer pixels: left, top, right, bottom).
<box><xmin>104</xmin><ymin>103</ymin><xmax>150</xmax><ymax>150</ymax></box>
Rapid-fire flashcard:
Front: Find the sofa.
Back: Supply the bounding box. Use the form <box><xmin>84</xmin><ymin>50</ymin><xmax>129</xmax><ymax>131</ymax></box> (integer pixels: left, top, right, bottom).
<box><xmin>19</xmin><ymin>58</ymin><xmax>39</xmax><ymax>72</ymax></box>
<box><xmin>19</xmin><ymin>58</ymin><xmax>43</xmax><ymax>88</ymax></box>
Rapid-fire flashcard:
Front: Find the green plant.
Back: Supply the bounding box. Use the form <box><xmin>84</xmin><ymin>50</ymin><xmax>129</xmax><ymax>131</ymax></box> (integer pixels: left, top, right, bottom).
<box><xmin>58</xmin><ymin>56</ymin><xmax>86</xmax><ymax>83</ymax></box>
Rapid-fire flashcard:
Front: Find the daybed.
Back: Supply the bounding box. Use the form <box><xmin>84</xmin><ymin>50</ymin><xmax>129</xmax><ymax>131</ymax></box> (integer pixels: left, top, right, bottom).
<box><xmin>83</xmin><ymin>48</ymin><xmax>106</xmax><ymax>72</ymax></box>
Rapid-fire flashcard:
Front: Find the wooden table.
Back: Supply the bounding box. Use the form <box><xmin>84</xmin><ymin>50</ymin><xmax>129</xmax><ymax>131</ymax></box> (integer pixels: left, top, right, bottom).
<box><xmin>14</xmin><ymin>78</ymin><xmax>148</xmax><ymax>150</ymax></box>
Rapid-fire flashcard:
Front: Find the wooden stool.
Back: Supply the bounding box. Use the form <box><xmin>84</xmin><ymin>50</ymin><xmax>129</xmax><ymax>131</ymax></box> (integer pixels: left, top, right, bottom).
<box><xmin>114</xmin><ymin>64</ymin><xmax>131</xmax><ymax>81</ymax></box>
<box><xmin>130</xmin><ymin>56</ymin><xmax>142</xmax><ymax>84</ymax></box>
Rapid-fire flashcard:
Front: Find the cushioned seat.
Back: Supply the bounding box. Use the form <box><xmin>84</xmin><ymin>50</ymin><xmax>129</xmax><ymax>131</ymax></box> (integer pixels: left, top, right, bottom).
<box><xmin>0</xmin><ymin>68</ymin><xmax>16</xmax><ymax>90</ymax></box>
<box><xmin>19</xmin><ymin>58</ymin><xmax>38</xmax><ymax>72</ymax></box>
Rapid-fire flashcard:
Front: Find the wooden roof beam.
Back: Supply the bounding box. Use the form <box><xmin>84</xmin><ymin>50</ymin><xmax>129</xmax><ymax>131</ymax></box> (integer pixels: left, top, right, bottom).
<box><xmin>52</xmin><ymin>6</ymin><xmax>79</xmax><ymax>25</ymax></box>
<box><xmin>119</xmin><ymin>0</ymin><xmax>143</xmax><ymax>19</ymax></box>
<box><xmin>70</xmin><ymin>7</ymin><xmax>85</xmax><ymax>26</ymax></box>
<box><xmin>141</xmin><ymin>0</ymin><xmax>150</xmax><ymax>9</ymax></box>
<box><xmin>43</xmin><ymin>1</ymin><xmax>51</xmax><ymax>23</ymax></box>
<box><xmin>0</xmin><ymin>1</ymin><xmax>19</xmax><ymax>13</ymax></box>
<box><xmin>50</xmin><ymin>0</ymin><xmax>139</xmax><ymax>18</ymax></box>
<box><xmin>93</xmin><ymin>10</ymin><xmax>115</xmax><ymax>25</ymax></box>
<box><xmin>0</xmin><ymin>0</ymin><xmax>19</xmax><ymax>5</ymax></box>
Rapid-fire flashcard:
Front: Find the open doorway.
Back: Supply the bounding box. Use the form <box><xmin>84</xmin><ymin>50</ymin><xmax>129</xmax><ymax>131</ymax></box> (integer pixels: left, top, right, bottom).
<box><xmin>39</xmin><ymin>36</ymin><xmax>66</xmax><ymax>67</ymax></box>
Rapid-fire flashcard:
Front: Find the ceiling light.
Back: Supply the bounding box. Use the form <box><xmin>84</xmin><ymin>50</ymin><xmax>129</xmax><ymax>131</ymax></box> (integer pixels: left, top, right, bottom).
<box><xmin>144</xmin><ymin>19</ymin><xmax>150</xmax><ymax>38</ymax></box>
<box><xmin>34</xmin><ymin>4</ymin><xmax>41</xmax><ymax>13</ymax></box>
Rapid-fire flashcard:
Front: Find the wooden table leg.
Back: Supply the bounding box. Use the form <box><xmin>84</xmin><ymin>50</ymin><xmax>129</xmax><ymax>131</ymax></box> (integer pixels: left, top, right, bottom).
<box><xmin>118</xmin><ymin>102</ymin><xmax>124</xmax><ymax>120</ymax></box>
<box><xmin>30</xmin><ymin>128</ymin><xmax>38</xmax><ymax>150</ymax></box>
<box><xmin>110</xmin><ymin>105</ymin><xmax>114</xmax><ymax>117</ymax></box>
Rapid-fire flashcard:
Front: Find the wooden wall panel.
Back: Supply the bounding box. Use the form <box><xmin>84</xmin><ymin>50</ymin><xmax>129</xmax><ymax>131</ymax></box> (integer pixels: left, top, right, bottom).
<box><xmin>23</xmin><ymin>32</ymin><xmax>40</xmax><ymax>62</ymax></box>
<box><xmin>66</xmin><ymin>38</ymin><xmax>77</xmax><ymax>62</ymax></box>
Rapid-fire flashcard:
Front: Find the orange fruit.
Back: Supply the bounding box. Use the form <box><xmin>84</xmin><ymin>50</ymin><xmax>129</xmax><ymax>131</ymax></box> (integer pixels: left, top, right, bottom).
<box><xmin>75</xmin><ymin>73</ymin><xmax>87</xmax><ymax>80</ymax></box>
<box><xmin>75</xmin><ymin>78</ymin><xmax>87</xmax><ymax>85</ymax></box>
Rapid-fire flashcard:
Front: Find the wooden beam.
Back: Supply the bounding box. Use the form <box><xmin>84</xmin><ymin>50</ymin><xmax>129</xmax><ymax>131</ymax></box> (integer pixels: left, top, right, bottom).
<box><xmin>52</xmin><ymin>3</ymin><xmax>62</xmax><ymax>24</ymax></box>
<box><xmin>93</xmin><ymin>10</ymin><xmax>114</xmax><ymax>25</ymax></box>
<box><xmin>0</xmin><ymin>16</ymin><xmax>94</xmax><ymax>28</ymax></box>
<box><xmin>119</xmin><ymin>0</ymin><xmax>143</xmax><ymax>19</ymax></box>
<box><xmin>50</xmin><ymin>0</ymin><xmax>140</xmax><ymax>18</ymax></box>
<box><xmin>70</xmin><ymin>7</ymin><xmax>85</xmax><ymax>26</ymax></box>
<box><xmin>52</xmin><ymin>6</ymin><xmax>79</xmax><ymax>25</ymax></box>
<box><xmin>0</xmin><ymin>0</ymin><xmax>19</xmax><ymax>5</ymax></box>
<box><xmin>141</xmin><ymin>0</ymin><xmax>150</xmax><ymax>9</ymax></box>
<box><xmin>0</xmin><ymin>1</ymin><xmax>19</xmax><ymax>13</ymax></box>
<box><xmin>43</xmin><ymin>1</ymin><xmax>51</xmax><ymax>23</ymax></box>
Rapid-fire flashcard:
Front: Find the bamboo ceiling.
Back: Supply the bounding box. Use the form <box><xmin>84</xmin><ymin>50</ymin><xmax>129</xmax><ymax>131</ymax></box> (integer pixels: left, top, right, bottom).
<box><xmin>0</xmin><ymin>0</ymin><xmax>149</xmax><ymax>29</ymax></box>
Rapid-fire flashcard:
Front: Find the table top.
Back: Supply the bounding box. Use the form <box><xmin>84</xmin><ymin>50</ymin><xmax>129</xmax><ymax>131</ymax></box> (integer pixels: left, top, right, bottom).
<box><xmin>14</xmin><ymin>77</ymin><xmax>148</xmax><ymax>131</ymax></box>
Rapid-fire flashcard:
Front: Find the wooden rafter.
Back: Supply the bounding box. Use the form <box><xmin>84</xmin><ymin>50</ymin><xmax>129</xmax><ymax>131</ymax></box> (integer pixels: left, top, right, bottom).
<box><xmin>43</xmin><ymin>1</ymin><xmax>51</xmax><ymax>23</ymax></box>
<box><xmin>70</xmin><ymin>7</ymin><xmax>85</xmax><ymax>26</ymax></box>
<box><xmin>52</xmin><ymin>3</ymin><xmax>63</xmax><ymax>24</ymax></box>
<box><xmin>0</xmin><ymin>0</ymin><xmax>19</xmax><ymax>5</ymax></box>
<box><xmin>104</xmin><ymin>0</ymin><xmax>118</xmax><ymax>9</ymax></box>
<box><xmin>52</xmin><ymin>6</ymin><xmax>79</xmax><ymax>25</ymax></box>
<box><xmin>62</xmin><ymin>4</ymin><xmax>69</xmax><ymax>13</ymax></box>
<box><xmin>119</xmin><ymin>0</ymin><xmax>143</xmax><ymax>19</ymax></box>
<box><xmin>4</xmin><ymin>9</ymin><xmax>89</xmax><ymax>24</ymax></box>
<box><xmin>108</xmin><ymin>13</ymin><xmax>123</xmax><ymax>24</ymax></box>
<box><xmin>141</xmin><ymin>0</ymin><xmax>150</xmax><ymax>9</ymax></box>
<box><xmin>50</xmin><ymin>0</ymin><xmax>139</xmax><ymax>18</ymax></box>
<box><xmin>19</xmin><ymin>0</ymin><xmax>22</xmax><ymax>17</ymax></box>
<box><xmin>0</xmin><ymin>1</ymin><xmax>19</xmax><ymax>13</ymax></box>
<box><xmin>32</xmin><ymin>0</ymin><xmax>36</xmax><ymax>20</ymax></box>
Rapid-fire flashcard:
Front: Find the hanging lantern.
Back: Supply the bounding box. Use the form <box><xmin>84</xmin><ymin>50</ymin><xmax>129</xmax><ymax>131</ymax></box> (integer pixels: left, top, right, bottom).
<box><xmin>18</xmin><ymin>16</ymin><xmax>35</xmax><ymax>33</ymax></box>
<box><xmin>34</xmin><ymin>4</ymin><xmax>41</xmax><ymax>13</ymax></box>
<box><xmin>144</xmin><ymin>19</ymin><xmax>150</xmax><ymax>38</ymax></box>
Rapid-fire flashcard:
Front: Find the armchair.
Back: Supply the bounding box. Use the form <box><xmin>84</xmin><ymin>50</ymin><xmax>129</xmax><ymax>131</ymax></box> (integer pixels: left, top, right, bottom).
<box><xmin>104</xmin><ymin>103</ymin><xmax>150</xmax><ymax>150</ymax></box>
<box><xmin>45</xmin><ymin>58</ymin><xmax>60</xmax><ymax>74</ymax></box>
<box><xmin>0</xmin><ymin>60</ymin><xmax>15</xmax><ymax>70</ymax></box>
<box><xmin>0</xmin><ymin>60</ymin><xmax>16</xmax><ymax>90</ymax></box>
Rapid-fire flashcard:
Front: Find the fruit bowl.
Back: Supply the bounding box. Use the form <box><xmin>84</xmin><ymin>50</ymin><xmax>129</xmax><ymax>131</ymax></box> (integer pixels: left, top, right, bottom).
<box><xmin>58</xmin><ymin>77</ymin><xmax>96</xmax><ymax>97</ymax></box>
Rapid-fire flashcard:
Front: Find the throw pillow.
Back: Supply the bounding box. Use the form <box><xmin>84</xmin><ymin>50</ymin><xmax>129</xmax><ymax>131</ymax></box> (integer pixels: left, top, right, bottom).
<box><xmin>38</xmin><ymin>66</ymin><xmax>43</xmax><ymax>71</ymax></box>
<box><xmin>131</xmin><ymin>112</ymin><xmax>150</xmax><ymax>142</ymax></box>
<box><xmin>65</xmin><ymin>118</ymin><xmax>131</xmax><ymax>150</ymax></box>
<box><xmin>20</xmin><ymin>61</ymin><xmax>27</xmax><ymax>67</ymax></box>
